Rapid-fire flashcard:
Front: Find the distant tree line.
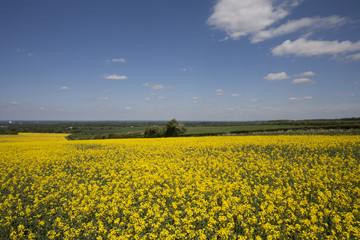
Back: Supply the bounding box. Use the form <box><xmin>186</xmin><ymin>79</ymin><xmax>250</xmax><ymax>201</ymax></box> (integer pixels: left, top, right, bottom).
<box><xmin>66</xmin><ymin>119</ymin><xmax>187</xmax><ymax>140</ymax></box>
<box><xmin>2</xmin><ymin>117</ymin><xmax>359</xmax><ymax>139</ymax></box>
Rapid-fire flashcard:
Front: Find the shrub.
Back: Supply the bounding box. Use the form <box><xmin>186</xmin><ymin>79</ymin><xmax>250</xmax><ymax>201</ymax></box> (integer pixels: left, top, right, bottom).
<box><xmin>144</xmin><ymin>126</ymin><xmax>166</xmax><ymax>138</ymax></box>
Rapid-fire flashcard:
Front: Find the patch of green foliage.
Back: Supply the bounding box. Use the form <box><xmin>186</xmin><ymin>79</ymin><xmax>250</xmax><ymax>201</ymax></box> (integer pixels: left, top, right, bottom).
<box><xmin>2</xmin><ymin>117</ymin><xmax>360</xmax><ymax>139</ymax></box>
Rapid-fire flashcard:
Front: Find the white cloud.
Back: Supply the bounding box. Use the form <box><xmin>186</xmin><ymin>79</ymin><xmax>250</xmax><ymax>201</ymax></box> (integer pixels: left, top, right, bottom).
<box><xmin>251</xmin><ymin>16</ymin><xmax>346</xmax><ymax>43</ymax></box>
<box><xmin>143</xmin><ymin>83</ymin><xmax>174</xmax><ymax>90</ymax></box>
<box><xmin>288</xmin><ymin>97</ymin><xmax>300</xmax><ymax>101</ymax></box>
<box><xmin>104</xmin><ymin>74</ymin><xmax>128</xmax><ymax>80</ymax></box>
<box><xmin>10</xmin><ymin>101</ymin><xmax>20</xmax><ymax>105</ymax></box>
<box><xmin>232</xmin><ymin>93</ymin><xmax>241</xmax><ymax>97</ymax></box>
<box><xmin>216</xmin><ymin>89</ymin><xmax>223</xmax><ymax>92</ymax></box>
<box><xmin>207</xmin><ymin>0</ymin><xmax>292</xmax><ymax>40</ymax></box>
<box><xmin>264</xmin><ymin>72</ymin><xmax>289</xmax><ymax>81</ymax></box>
<box><xmin>248</xmin><ymin>98</ymin><xmax>258</xmax><ymax>102</ymax></box>
<box><xmin>157</xmin><ymin>96</ymin><xmax>166</xmax><ymax>100</ymax></box>
<box><xmin>59</xmin><ymin>86</ymin><xmax>69</xmax><ymax>90</ymax></box>
<box><xmin>294</xmin><ymin>71</ymin><xmax>315</xmax><ymax>77</ymax></box>
<box><xmin>215</xmin><ymin>93</ymin><xmax>223</xmax><ymax>96</ymax></box>
<box><xmin>112</xmin><ymin>58</ymin><xmax>126</xmax><ymax>63</ymax></box>
<box><xmin>28</xmin><ymin>52</ymin><xmax>33</xmax><ymax>57</ymax></box>
<box><xmin>226</xmin><ymin>108</ymin><xmax>234</xmax><ymax>111</ymax></box>
<box><xmin>265</xmin><ymin>71</ymin><xmax>316</xmax><ymax>83</ymax></box>
<box><xmin>145</xmin><ymin>97</ymin><xmax>151</xmax><ymax>101</ymax></box>
<box><xmin>182</xmin><ymin>67</ymin><xmax>192</xmax><ymax>72</ymax></box>
<box><xmin>125</xmin><ymin>106</ymin><xmax>132</xmax><ymax>110</ymax></box>
<box><xmin>291</xmin><ymin>78</ymin><xmax>316</xmax><ymax>84</ymax></box>
<box><xmin>345</xmin><ymin>52</ymin><xmax>360</xmax><ymax>61</ymax></box>
<box><xmin>289</xmin><ymin>96</ymin><xmax>313</xmax><ymax>101</ymax></box>
<box><xmin>272</xmin><ymin>38</ymin><xmax>360</xmax><ymax>57</ymax></box>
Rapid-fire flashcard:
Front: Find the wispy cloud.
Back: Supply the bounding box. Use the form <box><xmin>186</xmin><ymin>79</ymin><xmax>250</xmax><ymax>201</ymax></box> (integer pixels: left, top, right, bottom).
<box><xmin>106</xmin><ymin>58</ymin><xmax>126</xmax><ymax>63</ymax></box>
<box><xmin>251</xmin><ymin>16</ymin><xmax>346</xmax><ymax>43</ymax></box>
<box><xmin>291</xmin><ymin>78</ymin><xmax>316</xmax><ymax>84</ymax></box>
<box><xmin>16</xmin><ymin>48</ymin><xmax>33</xmax><ymax>57</ymax></box>
<box><xmin>215</xmin><ymin>89</ymin><xmax>224</xmax><ymax>96</ymax></box>
<box><xmin>143</xmin><ymin>83</ymin><xmax>174</xmax><ymax>90</ymax></box>
<box><xmin>96</xmin><ymin>96</ymin><xmax>109</xmax><ymax>101</ymax></box>
<box><xmin>289</xmin><ymin>96</ymin><xmax>313</xmax><ymax>101</ymax></box>
<box><xmin>248</xmin><ymin>98</ymin><xmax>258</xmax><ymax>102</ymax></box>
<box><xmin>112</xmin><ymin>58</ymin><xmax>126</xmax><ymax>63</ymax></box>
<box><xmin>336</xmin><ymin>93</ymin><xmax>356</xmax><ymax>97</ymax></box>
<box><xmin>104</xmin><ymin>74</ymin><xmax>128</xmax><ymax>80</ymax></box>
<box><xmin>272</xmin><ymin>38</ymin><xmax>360</xmax><ymax>57</ymax></box>
<box><xmin>192</xmin><ymin>97</ymin><xmax>202</xmax><ymax>103</ymax></box>
<box><xmin>182</xmin><ymin>67</ymin><xmax>193</xmax><ymax>72</ymax></box>
<box><xmin>232</xmin><ymin>93</ymin><xmax>241</xmax><ymax>97</ymax></box>
<box><xmin>59</xmin><ymin>86</ymin><xmax>69</xmax><ymax>90</ymax></box>
<box><xmin>152</xmin><ymin>85</ymin><xmax>173</xmax><ymax>90</ymax></box>
<box><xmin>345</xmin><ymin>52</ymin><xmax>360</xmax><ymax>62</ymax></box>
<box><xmin>125</xmin><ymin>106</ymin><xmax>132</xmax><ymax>110</ymax></box>
<box><xmin>264</xmin><ymin>72</ymin><xmax>290</xmax><ymax>81</ymax></box>
<box><xmin>0</xmin><ymin>101</ymin><xmax>22</xmax><ymax>111</ymax></box>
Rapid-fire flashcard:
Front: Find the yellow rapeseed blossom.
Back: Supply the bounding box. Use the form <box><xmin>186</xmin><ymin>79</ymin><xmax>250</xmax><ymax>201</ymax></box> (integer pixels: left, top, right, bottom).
<box><xmin>0</xmin><ymin>133</ymin><xmax>359</xmax><ymax>239</ymax></box>
<box><xmin>0</xmin><ymin>132</ymin><xmax>70</xmax><ymax>142</ymax></box>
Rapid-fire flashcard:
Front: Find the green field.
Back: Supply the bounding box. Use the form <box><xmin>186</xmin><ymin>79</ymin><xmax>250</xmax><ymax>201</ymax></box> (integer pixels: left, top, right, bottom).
<box><xmin>1</xmin><ymin>118</ymin><xmax>360</xmax><ymax>139</ymax></box>
<box><xmin>185</xmin><ymin>124</ymin><xmax>302</xmax><ymax>135</ymax></box>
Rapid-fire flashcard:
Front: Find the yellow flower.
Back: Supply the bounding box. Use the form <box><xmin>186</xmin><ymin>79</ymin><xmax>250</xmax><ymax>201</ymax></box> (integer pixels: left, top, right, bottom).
<box><xmin>1</xmin><ymin>133</ymin><xmax>359</xmax><ymax>239</ymax></box>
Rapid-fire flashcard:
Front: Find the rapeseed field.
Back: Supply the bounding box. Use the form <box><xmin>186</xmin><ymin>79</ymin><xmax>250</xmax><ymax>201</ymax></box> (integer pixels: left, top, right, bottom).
<box><xmin>0</xmin><ymin>133</ymin><xmax>70</xmax><ymax>143</ymax></box>
<box><xmin>0</xmin><ymin>134</ymin><xmax>359</xmax><ymax>239</ymax></box>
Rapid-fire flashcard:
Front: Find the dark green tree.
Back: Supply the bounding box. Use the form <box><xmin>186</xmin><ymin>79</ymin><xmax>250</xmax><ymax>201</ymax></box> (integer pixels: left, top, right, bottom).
<box><xmin>144</xmin><ymin>126</ymin><xmax>166</xmax><ymax>138</ymax></box>
<box><xmin>164</xmin><ymin>119</ymin><xmax>186</xmax><ymax>137</ymax></box>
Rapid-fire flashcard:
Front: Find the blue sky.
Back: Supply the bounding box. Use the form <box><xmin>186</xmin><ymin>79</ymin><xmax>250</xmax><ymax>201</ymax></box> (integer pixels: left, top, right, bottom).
<box><xmin>1</xmin><ymin>0</ymin><xmax>360</xmax><ymax>121</ymax></box>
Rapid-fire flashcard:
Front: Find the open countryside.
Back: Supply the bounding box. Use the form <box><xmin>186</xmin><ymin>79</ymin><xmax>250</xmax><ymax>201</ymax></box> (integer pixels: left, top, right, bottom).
<box><xmin>2</xmin><ymin>118</ymin><xmax>360</xmax><ymax>139</ymax></box>
<box><xmin>1</xmin><ymin>133</ymin><xmax>360</xmax><ymax>239</ymax></box>
<box><xmin>2</xmin><ymin>0</ymin><xmax>360</xmax><ymax>239</ymax></box>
